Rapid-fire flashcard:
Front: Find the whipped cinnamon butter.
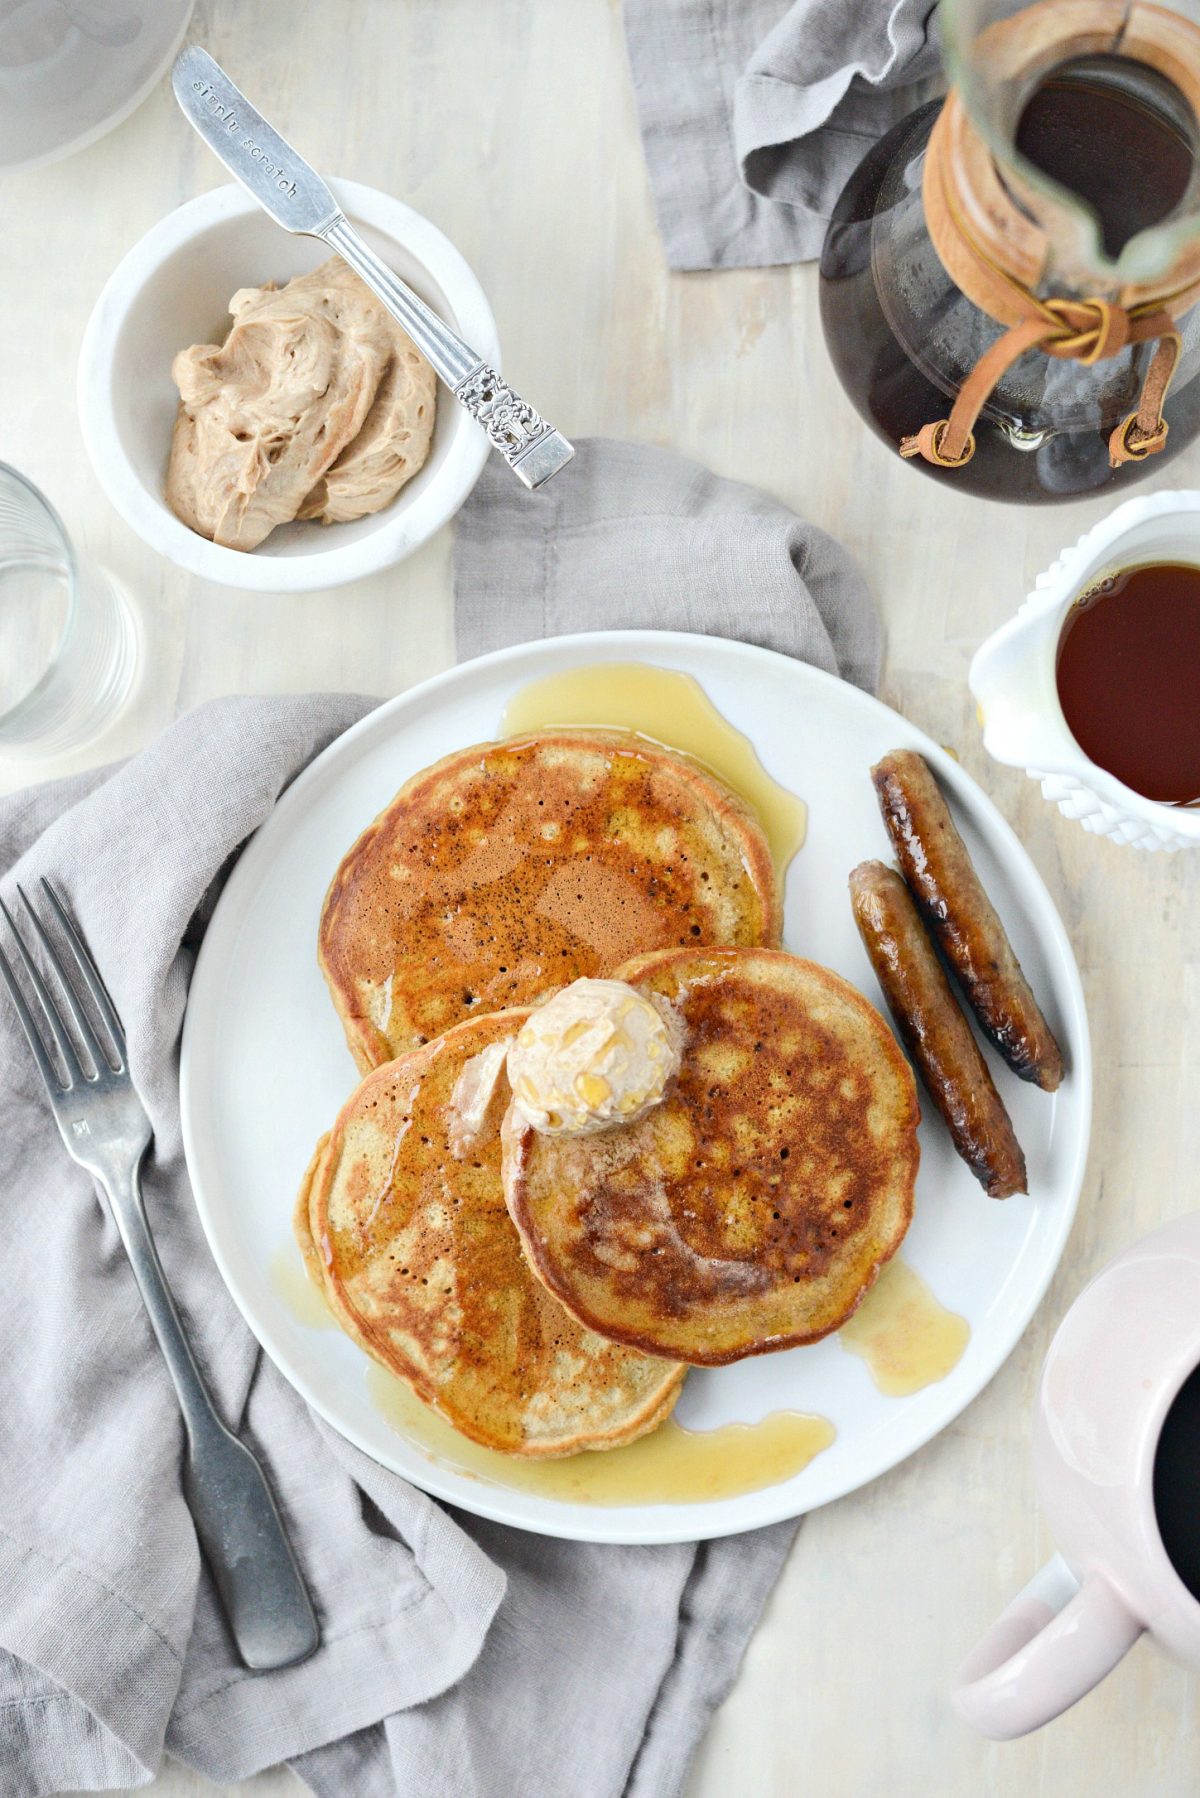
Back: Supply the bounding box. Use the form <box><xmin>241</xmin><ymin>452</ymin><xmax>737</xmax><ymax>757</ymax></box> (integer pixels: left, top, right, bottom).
<box><xmin>166</xmin><ymin>257</ymin><xmax>436</xmax><ymax>551</ymax></box>
<box><xmin>446</xmin><ymin>979</ymin><xmax>685</xmax><ymax>1156</ymax></box>
<box><xmin>447</xmin><ymin>1037</ymin><xmax>510</xmax><ymax>1160</ymax></box>
<box><xmin>507</xmin><ymin>979</ymin><xmax>683</xmax><ymax>1137</ymax></box>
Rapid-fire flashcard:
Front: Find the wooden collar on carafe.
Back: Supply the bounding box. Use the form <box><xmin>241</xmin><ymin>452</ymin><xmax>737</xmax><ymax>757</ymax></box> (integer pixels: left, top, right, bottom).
<box><xmin>902</xmin><ymin>1</ymin><xmax>1200</xmax><ymax>472</ymax></box>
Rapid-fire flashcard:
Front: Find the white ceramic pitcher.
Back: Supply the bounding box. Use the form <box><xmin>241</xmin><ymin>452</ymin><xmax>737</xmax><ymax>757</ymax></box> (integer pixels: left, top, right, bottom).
<box><xmin>969</xmin><ymin>489</ymin><xmax>1200</xmax><ymax>852</ymax></box>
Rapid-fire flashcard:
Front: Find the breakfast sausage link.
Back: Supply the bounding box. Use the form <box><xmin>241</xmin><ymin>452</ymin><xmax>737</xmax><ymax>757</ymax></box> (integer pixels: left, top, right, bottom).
<box><xmin>849</xmin><ymin>861</ymin><xmax>1027</xmax><ymax>1198</ymax></box>
<box><xmin>871</xmin><ymin>750</ymin><xmax>1065</xmax><ymax>1093</ymax></box>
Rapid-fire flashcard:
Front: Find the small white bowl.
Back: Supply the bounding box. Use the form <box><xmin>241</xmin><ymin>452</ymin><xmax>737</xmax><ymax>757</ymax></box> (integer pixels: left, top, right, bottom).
<box><xmin>78</xmin><ymin>180</ymin><xmax>497</xmax><ymax>592</ymax></box>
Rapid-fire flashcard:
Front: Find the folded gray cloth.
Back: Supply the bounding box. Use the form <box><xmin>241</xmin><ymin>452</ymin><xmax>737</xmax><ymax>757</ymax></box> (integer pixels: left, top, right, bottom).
<box><xmin>1</xmin><ymin>440</ymin><xmax>877</xmax><ymax>1798</ymax></box>
<box><xmin>455</xmin><ymin>437</ymin><xmax>880</xmax><ymax>689</ymax></box>
<box><xmin>623</xmin><ymin>0</ymin><xmax>941</xmax><ymax>269</ymax></box>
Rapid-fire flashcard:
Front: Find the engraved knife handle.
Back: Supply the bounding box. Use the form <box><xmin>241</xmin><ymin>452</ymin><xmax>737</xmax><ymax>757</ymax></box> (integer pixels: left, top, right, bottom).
<box><xmin>321</xmin><ymin>215</ymin><xmax>574</xmax><ymax>490</ymax></box>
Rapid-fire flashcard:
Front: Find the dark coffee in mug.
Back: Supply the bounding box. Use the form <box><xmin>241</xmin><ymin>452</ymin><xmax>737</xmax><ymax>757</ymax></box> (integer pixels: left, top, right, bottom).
<box><xmin>1154</xmin><ymin>1362</ymin><xmax>1200</xmax><ymax>1601</ymax></box>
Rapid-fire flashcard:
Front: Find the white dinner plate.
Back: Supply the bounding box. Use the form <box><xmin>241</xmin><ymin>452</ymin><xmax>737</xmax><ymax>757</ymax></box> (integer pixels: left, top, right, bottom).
<box><xmin>180</xmin><ymin>631</ymin><xmax>1091</xmax><ymax>1545</ymax></box>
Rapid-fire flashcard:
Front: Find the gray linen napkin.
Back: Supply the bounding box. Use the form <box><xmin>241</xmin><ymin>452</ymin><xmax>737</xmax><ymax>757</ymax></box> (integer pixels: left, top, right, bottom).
<box><xmin>622</xmin><ymin>0</ymin><xmax>941</xmax><ymax>269</ymax></box>
<box><xmin>455</xmin><ymin>436</ymin><xmax>881</xmax><ymax>688</ymax></box>
<box><xmin>1</xmin><ymin>439</ymin><xmax>877</xmax><ymax>1798</ymax></box>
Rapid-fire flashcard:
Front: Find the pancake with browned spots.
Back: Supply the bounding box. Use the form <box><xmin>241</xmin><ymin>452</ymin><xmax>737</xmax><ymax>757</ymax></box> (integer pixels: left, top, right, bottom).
<box><xmin>502</xmin><ymin>949</ymin><xmax>920</xmax><ymax>1366</ymax></box>
<box><xmin>296</xmin><ymin>1006</ymin><xmax>685</xmax><ymax>1456</ymax></box>
<box><xmin>319</xmin><ymin>730</ymin><xmax>781</xmax><ymax>1073</ymax></box>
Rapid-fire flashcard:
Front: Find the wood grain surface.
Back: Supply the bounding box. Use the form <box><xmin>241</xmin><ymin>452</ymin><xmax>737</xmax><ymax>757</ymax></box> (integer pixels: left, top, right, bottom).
<box><xmin>5</xmin><ymin>2</ymin><xmax>1197</xmax><ymax>1794</ymax></box>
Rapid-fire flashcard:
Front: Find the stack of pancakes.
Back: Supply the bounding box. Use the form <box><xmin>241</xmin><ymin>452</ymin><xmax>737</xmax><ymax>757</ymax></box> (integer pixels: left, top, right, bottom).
<box><xmin>298</xmin><ymin>728</ymin><xmax>920</xmax><ymax>1458</ymax></box>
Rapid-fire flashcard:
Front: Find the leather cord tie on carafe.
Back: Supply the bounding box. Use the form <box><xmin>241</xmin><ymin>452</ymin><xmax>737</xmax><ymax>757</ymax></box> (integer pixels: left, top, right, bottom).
<box><xmin>900</xmin><ymin>94</ymin><xmax>1199</xmax><ymax>472</ymax></box>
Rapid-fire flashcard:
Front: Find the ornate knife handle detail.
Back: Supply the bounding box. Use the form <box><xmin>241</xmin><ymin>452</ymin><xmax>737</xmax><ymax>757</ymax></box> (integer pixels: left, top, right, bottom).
<box><xmin>452</xmin><ymin>364</ymin><xmax>573</xmax><ymax>487</ymax></box>
<box><xmin>321</xmin><ymin>217</ymin><xmax>573</xmax><ymax>491</ymax></box>
<box><xmin>456</xmin><ymin>367</ymin><xmax>548</xmax><ymax>453</ymax></box>
<box><xmin>453</xmin><ymin>365</ymin><xmax>574</xmax><ymax>486</ymax></box>
<box><xmin>452</xmin><ymin>364</ymin><xmax>573</xmax><ymax>488</ymax></box>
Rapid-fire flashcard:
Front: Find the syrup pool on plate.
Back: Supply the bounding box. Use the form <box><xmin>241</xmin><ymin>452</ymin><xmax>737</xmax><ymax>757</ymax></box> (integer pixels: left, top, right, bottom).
<box><xmin>501</xmin><ymin>664</ymin><xmax>808</xmax><ymax>873</ymax></box>
<box><xmin>275</xmin><ymin>1234</ymin><xmax>968</xmax><ymax>1503</ymax></box>
<box><xmin>366</xmin><ymin>1363</ymin><xmax>835</xmax><ymax>1506</ymax></box>
<box><xmin>270</xmin><ymin>1241</ymin><xmax>338</xmax><ymax>1330</ymax></box>
<box><xmin>838</xmin><ymin>1258</ymin><xmax>970</xmax><ymax>1397</ymax></box>
<box><xmin>275</xmin><ymin>1238</ymin><xmax>835</xmax><ymax>1504</ymax></box>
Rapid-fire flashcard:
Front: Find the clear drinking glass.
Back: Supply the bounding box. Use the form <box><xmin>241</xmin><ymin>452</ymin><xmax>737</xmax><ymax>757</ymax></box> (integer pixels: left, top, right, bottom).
<box><xmin>0</xmin><ymin>463</ymin><xmax>137</xmax><ymax>757</ymax></box>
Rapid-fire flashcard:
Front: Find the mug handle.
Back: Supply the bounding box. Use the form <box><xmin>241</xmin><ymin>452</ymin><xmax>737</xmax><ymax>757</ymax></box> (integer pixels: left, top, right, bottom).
<box><xmin>952</xmin><ymin>1554</ymin><xmax>1144</xmax><ymax>1739</ymax></box>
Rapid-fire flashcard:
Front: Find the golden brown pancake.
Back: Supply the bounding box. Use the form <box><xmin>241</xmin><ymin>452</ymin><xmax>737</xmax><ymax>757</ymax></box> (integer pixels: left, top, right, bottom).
<box><xmin>319</xmin><ymin>730</ymin><xmax>781</xmax><ymax>1072</ymax></box>
<box><xmin>296</xmin><ymin>1007</ymin><xmax>685</xmax><ymax>1456</ymax></box>
<box><xmin>502</xmin><ymin>948</ymin><xmax>920</xmax><ymax>1366</ymax></box>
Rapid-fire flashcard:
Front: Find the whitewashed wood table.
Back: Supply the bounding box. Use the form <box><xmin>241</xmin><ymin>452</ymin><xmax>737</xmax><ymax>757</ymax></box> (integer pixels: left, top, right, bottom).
<box><xmin>4</xmin><ymin>1</ymin><xmax>1199</xmax><ymax>1793</ymax></box>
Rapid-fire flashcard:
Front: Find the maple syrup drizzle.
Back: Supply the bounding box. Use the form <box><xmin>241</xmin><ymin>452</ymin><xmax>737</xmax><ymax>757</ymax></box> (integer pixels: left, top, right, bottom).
<box><xmin>275</xmin><ymin>1245</ymin><xmax>964</xmax><ymax>1498</ymax></box>
<box><xmin>366</xmin><ymin>1364</ymin><xmax>835</xmax><ymax>1506</ymax></box>
<box><xmin>277</xmin><ymin>1239</ymin><xmax>834</xmax><ymax>1502</ymax></box>
<box><xmin>270</xmin><ymin>1241</ymin><xmax>338</xmax><ymax>1331</ymax></box>
<box><xmin>501</xmin><ymin>664</ymin><xmax>807</xmax><ymax>873</ymax></box>
<box><xmin>838</xmin><ymin>1258</ymin><xmax>969</xmax><ymax>1397</ymax></box>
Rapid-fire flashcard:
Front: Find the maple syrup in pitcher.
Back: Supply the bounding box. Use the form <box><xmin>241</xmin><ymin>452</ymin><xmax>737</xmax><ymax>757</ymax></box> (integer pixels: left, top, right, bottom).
<box><xmin>819</xmin><ymin>43</ymin><xmax>1200</xmax><ymax>501</ymax></box>
<box><xmin>1057</xmin><ymin>562</ymin><xmax>1200</xmax><ymax>805</ymax></box>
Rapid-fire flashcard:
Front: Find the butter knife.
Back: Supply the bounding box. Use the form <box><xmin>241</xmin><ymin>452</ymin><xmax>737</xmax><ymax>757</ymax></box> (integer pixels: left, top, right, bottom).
<box><xmin>172</xmin><ymin>46</ymin><xmax>574</xmax><ymax>491</ymax></box>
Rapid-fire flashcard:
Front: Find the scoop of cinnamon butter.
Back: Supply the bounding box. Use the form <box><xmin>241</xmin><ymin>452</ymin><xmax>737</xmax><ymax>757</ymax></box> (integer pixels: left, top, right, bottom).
<box><xmin>165</xmin><ymin>258</ymin><xmax>436</xmax><ymax>552</ymax></box>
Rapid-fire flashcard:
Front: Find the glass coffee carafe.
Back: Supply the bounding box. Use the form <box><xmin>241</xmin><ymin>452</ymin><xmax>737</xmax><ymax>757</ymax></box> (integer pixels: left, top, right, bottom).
<box><xmin>819</xmin><ymin>0</ymin><xmax>1200</xmax><ymax>502</ymax></box>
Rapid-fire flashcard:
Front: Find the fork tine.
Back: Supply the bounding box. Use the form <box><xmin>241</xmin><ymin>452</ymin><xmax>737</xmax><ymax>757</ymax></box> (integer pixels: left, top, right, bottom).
<box><xmin>37</xmin><ymin>881</ymin><xmax>127</xmax><ymax>1067</ymax></box>
<box><xmin>0</xmin><ymin>938</ymin><xmax>67</xmax><ymax>1093</ymax></box>
<box><xmin>15</xmin><ymin>883</ymin><xmax>115</xmax><ymax>1075</ymax></box>
<box><xmin>0</xmin><ymin>903</ymin><xmax>76</xmax><ymax>1089</ymax></box>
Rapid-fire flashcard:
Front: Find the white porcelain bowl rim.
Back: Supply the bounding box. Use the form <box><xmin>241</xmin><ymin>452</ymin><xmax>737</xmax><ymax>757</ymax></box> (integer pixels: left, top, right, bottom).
<box><xmin>77</xmin><ymin>179</ymin><xmax>497</xmax><ymax>593</ymax></box>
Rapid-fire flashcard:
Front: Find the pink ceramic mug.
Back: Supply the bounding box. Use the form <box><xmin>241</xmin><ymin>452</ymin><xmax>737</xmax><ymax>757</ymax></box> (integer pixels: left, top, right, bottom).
<box><xmin>953</xmin><ymin>1210</ymin><xmax>1200</xmax><ymax>1739</ymax></box>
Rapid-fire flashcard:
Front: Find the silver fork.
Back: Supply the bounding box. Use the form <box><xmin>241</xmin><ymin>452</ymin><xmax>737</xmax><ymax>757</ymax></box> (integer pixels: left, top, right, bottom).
<box><xmin>0</xmin><ymin>880</ymin><xmax>319</xmax><ymax>1672</ymax></box>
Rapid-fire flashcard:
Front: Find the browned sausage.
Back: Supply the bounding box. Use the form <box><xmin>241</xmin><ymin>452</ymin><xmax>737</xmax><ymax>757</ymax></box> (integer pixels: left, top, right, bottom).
<box><xmin>871</xmin><ymin>750</ymin><xmax>1065</xmax><ymax>1092</ymax></box>
<box><xmin>849</xmin><ymin>861</ymin><xmax>1027</xmax><ymax>1198</ymax></box>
